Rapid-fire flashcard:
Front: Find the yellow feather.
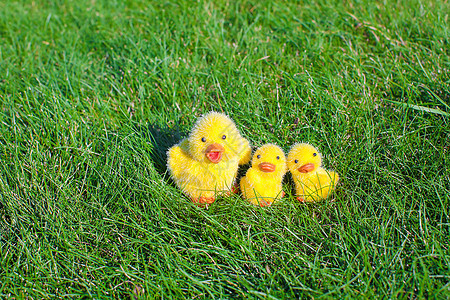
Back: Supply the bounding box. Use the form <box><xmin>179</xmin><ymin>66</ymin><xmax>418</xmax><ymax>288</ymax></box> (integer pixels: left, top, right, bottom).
<box><xmin>167</xmin><ymin>112</ymin><xmax>251</xmax><ymax>204</ymax></box>
<box><xmin>240</xmin><ymin>144</ymin><xmax>287</xmax><ymax>207</ymax></box>
<box><xmin>287</xmin><ymin>143</ymin><xmax>339</xmax><ymax>202</ymax></box>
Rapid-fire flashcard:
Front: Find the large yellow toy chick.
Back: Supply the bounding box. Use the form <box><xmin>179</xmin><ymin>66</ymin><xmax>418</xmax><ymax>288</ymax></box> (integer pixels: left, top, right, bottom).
<box><xmin>287</xmin><ymin>143</ymin><xmax>339</xmax><ymax>202</ymax></box>
<box><xmin>240</xmin><ymin>144</ymin><xmax>287</xmax><ymax>207</ymax></box>
<box><xmin>167</xmin><ymin>112</ymin><xmax>251</xmax><ymax>205</ymax></box>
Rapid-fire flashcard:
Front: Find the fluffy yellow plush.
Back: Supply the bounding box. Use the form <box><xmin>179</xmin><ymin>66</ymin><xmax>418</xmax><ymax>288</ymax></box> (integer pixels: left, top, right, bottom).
<box><xmin>240</xmin><ymin>144</ymin><xmax>287</xmax><ymax>207</ymax></box>
<box><xmin>287</xmin><ymin>143</ymin><xmax>339</xmax><ymax>202</ymax></box>
<box><xmin>167</xmin><ymin>112</ymin><xmax>251</xmax><ymax>205</ymax></box>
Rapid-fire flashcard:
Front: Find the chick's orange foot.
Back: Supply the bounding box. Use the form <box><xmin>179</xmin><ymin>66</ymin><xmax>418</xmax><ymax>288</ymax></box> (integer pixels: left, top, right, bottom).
<box><xmin>220</xmin><ymin>182</ymin><xmax>240</xmax><ymax>197</ymax></box>
<box><xmin>296</xmin><ymin>196</ymin><xmax>305</xmax><ymax>202</ymax></box>
<box><xmin>231</xmin><ymin>182</ymin><xmax>240</xmax><ymax>194</ymax></box>
<box><xmin>190</xmin><ymin>196</ymin><xmax>216</xmax><ymax>205</ymax></box>
<box><xmin>259</xmin><ymin>200</ymin><xmax>271</xmax><ymax>207</ymax></box>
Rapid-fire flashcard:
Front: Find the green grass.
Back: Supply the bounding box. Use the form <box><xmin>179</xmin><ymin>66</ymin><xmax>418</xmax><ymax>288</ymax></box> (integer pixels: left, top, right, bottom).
<box><xmin>1</xmin><ymin>0</ymin><xmax>449</xmax><ymax>298</ymax></box>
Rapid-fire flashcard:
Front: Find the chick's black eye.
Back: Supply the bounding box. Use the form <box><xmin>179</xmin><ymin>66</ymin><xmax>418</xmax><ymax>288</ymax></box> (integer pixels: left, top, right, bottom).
<box><xmin>313</xmin><ymin>153</ymin><xmax>317</xmax><ymax>157</ymax></box>
<box><xmin>222</xmin><ymin>135</ymin><xmax>226</xmax><ymax>140</ymax></box>
<box><xmin>257</xmin><ymin>155</ymin><xmax>261</xmax><ymax>159</ymax></box>
<box><xmin>276</xmin><ymin>156</ymin><xmax>280</xmax><ymax>160</ymax></box>
<box><xmin>201</xmin><ymin>137</ymin><xmax>206</xmax><ymax>142</ymax></box>
<box><xmin>295</xmin><ymin>159</ymin><xmax>298</xmax><ymax>163</ymax></box>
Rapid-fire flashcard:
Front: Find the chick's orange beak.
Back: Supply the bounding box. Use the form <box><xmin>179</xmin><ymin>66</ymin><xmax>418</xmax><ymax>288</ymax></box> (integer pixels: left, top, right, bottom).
<box><xmin>259</xmin><ymin>162</ymin><xmax>276</xmax><ymax>173</ymax></box>
<box><xmin>298</xmin><ymin>163</ymin><xmax>315</xmax><ymax>173</ymax></box>
<box><xmin>205</xmin><ymin>143</ymin><xmax>225</xmax><ymax>163</ymax></box>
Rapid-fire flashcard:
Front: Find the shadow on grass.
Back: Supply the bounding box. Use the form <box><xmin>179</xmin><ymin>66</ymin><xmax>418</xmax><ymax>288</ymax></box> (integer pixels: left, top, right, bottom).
<box><xmin>140</xmin><ymin>122</ymin><xmax>187</xmax><ymax>176</ymax></box>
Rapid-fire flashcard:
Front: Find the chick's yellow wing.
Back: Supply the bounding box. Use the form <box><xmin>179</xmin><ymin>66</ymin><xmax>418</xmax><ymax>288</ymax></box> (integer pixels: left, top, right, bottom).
<box><xmin>245</xmin><ymin>168</ymin><xmax>261</xmax><ymax>186</ymax></box>
<box><xmin>240</xmin><ymin>168</ymin><xmax>260</xmax><ymax>199</ymax></box>
<box><xmin>300</xmin><ymin>169</ymin><xmax>339</xmax><ymax>201</ymax></box>
<box><xmin>167</xmin><ymin>139</ymin><xmax>191</xmax><ymax>179</ymax></box>
<box><xmin>315</xmin><ymin>169</ymin><xmax>339</xmax><ymax>187</ymax></box>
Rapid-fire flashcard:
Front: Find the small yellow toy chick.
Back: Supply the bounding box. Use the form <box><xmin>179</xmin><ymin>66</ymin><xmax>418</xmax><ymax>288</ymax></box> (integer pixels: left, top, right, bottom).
<box><xmin>287</xmin><ymin>143</ymin><xmax>339</xmax><ymax>202</ymax></box>
<box><xmin>167</xmin><ymin>112</ymin><xmax>251</xmax><ymax>205</ymax></box>
<box><xmin>240</xmin><ymin>144</ymin><xmax>287</xmax><ymax>207</ymax></box>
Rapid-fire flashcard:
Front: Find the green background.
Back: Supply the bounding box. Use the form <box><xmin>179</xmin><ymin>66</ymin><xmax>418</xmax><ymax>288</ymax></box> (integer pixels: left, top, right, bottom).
<box><xmin>1</xmin><ymin>0</ymin><xmax>449</xmax><ymax>298</ymax></box>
